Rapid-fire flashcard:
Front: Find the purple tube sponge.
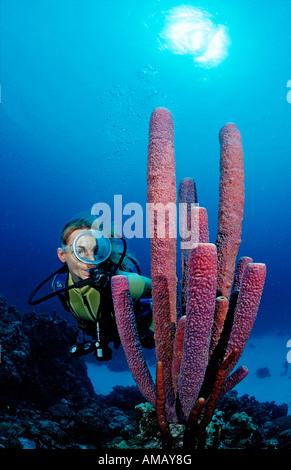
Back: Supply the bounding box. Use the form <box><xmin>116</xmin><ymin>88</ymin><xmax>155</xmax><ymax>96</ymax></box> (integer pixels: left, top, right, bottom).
<box><xmin>225</xmin><ymin>262</ymin><xmax>267</xmax><ymax>374</ymax></box>
<box><xmin>111</xmin><ymin>275</ymin><xmax>156</xmax><ymax>406</ymax></box>
<box><xmin>178</xmin><ymin>243</ymin><xmax>217</xmax><ymax>417</ymax></box>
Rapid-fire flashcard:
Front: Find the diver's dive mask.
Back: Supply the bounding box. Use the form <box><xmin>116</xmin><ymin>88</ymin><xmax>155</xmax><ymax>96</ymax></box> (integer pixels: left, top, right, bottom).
<box><xmin>61</xmin><ymin>229</ymin><xmax>112</xmax><ymax>265</ymax></box>
<box><xmin>28</xmin><ymin>231</ymin><xmax>127</xmax><ymax>305</ymax></box>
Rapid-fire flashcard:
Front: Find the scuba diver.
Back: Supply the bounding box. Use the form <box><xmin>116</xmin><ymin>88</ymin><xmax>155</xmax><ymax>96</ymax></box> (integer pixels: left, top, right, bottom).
<box><xmin>28</xmin><ymin>215</ymin><xmax>154</xmax><ymax>361</ymax></box>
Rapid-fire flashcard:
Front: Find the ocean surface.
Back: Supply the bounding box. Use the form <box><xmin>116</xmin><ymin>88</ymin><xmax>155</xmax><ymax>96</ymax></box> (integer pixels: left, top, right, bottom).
<box><xmin>1</xmin><ymin>0</ymin><xmax>291</xmax><ymax>410</ymax></box>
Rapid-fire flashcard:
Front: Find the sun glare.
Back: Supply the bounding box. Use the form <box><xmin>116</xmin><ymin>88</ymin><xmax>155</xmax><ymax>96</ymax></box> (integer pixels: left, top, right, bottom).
<box><xmin>159</xmin><ymin>5</ymin><xmax>230</xmax><ymax>68</ymax></box>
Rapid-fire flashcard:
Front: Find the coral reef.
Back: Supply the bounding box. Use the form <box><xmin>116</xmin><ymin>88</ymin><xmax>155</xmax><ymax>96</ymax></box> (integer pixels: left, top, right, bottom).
<box><xmin>0</xmin><ymin>294</ymin><xmax>289</xmax><ymax>449</ymax></box>
<box><xmin>0</xmin><ymin>295</ymin><xmax>141</xmax><ymax>449</ymax></box>
<box><xmin>109</xmin><ymin>390</ymin><xmax>290</xmax><ymax>450</ymax></box>
<box><xmin>111</xmin><ymin>107</ymin><xmax>267</xmax><ymax>449</ymax></box>
<box><xmin>0</xmin><ymin>297</ymin><xmax>95</xmax><ymax>407</ymax></box>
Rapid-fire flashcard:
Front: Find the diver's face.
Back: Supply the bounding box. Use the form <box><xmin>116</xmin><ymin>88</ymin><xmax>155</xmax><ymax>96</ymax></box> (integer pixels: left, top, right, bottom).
<box><xmin>57</xmin><ymin>229</ymin><xmax>97</xmax><ymax>283</ymax></box>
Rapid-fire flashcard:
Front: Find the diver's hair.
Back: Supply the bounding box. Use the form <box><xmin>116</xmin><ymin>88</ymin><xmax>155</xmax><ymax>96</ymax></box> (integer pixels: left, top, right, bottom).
<box><xmin>60</xmin><ymin>215</ymin><xmax>139</xmax><ymax>272</ymax></box>
<box><xmin>61</xmin><ymin>215</ymin><xmax>96</xmax><ymax>245</ymax></box>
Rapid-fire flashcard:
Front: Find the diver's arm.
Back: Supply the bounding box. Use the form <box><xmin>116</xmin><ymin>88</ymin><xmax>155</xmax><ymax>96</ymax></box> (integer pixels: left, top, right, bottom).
<box><xmin>117</xmin><ymin>271</ymin><xmax>152</xmax><ymax>299</ymax></box>
<box><xmin>140</xmin><ymin>276</ymin><xmax>152</xmax><ymax>298</ymax></box>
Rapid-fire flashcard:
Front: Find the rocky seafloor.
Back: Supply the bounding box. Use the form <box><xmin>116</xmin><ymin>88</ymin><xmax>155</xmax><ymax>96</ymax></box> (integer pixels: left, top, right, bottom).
<box><xmin>0</xmin><ymin>294</ymin><xmax>290</xmax><ymax>451</ymax></box>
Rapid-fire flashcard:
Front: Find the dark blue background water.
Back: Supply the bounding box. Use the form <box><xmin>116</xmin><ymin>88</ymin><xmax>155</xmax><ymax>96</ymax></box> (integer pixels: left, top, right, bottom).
<box><xmin>1</xmin><ymin>0</ymin><xmax>291</xmax><ymax>341</ymax></box>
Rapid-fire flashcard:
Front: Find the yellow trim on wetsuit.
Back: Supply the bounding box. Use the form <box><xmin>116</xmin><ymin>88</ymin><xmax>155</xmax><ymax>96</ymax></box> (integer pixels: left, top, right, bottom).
<box><xmin>67</xmin><ymin>271</ymin><xmax>149</xmax><ymax>325</ymax></box>
<box><xmin>68</xmin><ymin>274</ymin><xmax>100</xmax><ymax>323</ymax></box>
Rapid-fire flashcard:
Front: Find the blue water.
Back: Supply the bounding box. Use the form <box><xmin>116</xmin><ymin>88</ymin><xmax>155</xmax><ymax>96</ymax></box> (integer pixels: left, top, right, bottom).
<box><xmin>1</xmin><ymin>0</ymin><xmax>291</xmax><ymax>400</ymax></box>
